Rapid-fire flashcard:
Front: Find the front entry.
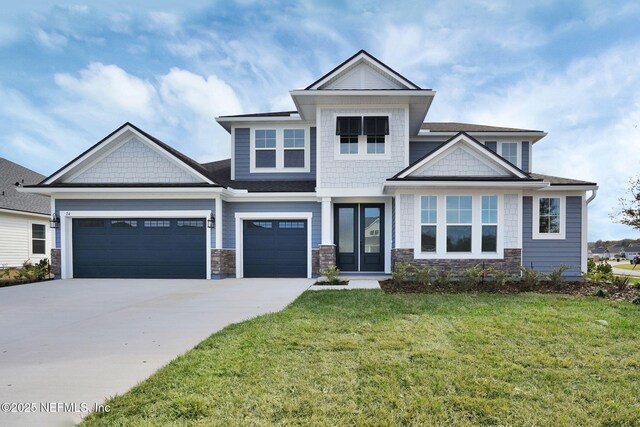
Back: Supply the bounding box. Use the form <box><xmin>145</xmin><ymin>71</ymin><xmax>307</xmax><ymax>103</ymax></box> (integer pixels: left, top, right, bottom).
<box><xmin>334</xmin><ymin>204</ymin><xmax>384</xmax><ymax>272</ymax></box>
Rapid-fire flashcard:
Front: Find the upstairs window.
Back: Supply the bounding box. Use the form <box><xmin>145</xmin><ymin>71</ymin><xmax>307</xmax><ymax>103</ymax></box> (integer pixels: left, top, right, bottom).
<box><xmin>283</xmin><ymin>129</ymin><xmax>305</xmax><ymax>168</ymax></box>
<box><xmin>255</xmin><ymin>129</ymin><xmax>277</xmax><ymax>168</ymax></box>
<box><xmin>336</xmin><ymin>116</ymin><xmax>389</xmax><ymax>156</ymax></box>
<box><xmin>501</xmin><ymin>142</ymin><xmax>518</xmax><ymax>166</ymax></box>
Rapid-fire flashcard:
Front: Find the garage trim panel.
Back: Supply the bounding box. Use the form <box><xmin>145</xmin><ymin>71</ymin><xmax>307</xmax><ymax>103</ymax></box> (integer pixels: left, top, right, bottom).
<box><xmin>235</xmin><ymin>212</ymin><xmax>313</xmax><ymax>278</ymax></box>
<box><xmin>60</xmin><ymin>210</ymin><xmax>212</xmax><ymax>279</ymax></box>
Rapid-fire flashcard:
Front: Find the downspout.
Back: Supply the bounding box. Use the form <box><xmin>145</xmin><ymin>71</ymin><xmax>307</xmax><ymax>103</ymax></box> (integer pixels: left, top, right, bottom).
<box><xmin>586</xmin><ymin>187</ymin><xmax>598</xmax><ymax>204</ymax></box>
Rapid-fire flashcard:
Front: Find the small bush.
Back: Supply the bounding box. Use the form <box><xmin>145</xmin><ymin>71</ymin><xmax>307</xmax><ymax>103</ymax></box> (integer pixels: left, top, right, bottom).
<box><xmin>414</xmin><ymin>266</ymin><xmax>436</xmax><ymax>286</ymax></box>
<box><xmin>16</xmin><ymin>259</ymin><xmax>50</xmax><ymax>281</ymax></box>
<box><xmin>593</xmin><ymin>289</ymin><xmax>610</xmax><ymax>298</ymax></box>
<box><xmin>459</xmin><ymin>264</ymin><xmax>483</xmax><ymax>289</ymax></box>
<box><xmin>319</xmin><ymin>265</ymin><xmax>341</xmax><ymax>285</ymax></box>
<box><xmin>518</xmin><ymin>266</ymin><xmax>541</xmax><ymax>291</ymax></box>
<box><xmin>392</xmin><ymin>263</ymin><xmax>415</xmax><ymax>284</ymax></box>
<box><xmin>434</xmin><ymin>269</ymin><xmax>453</xmax><ymax>287</ymax></box>
<box><xmin>487</xmin><ymin>267</ymin><xmax>516</xmax><ymax>287</ymax></box>
<box><xmin>587</xmin><ymin>258</ymin><xmax>596</xmax><ymax>273</ymax></box>
<box><xmin>596</xmin><ymin>261</ymin><xmax>612</xmax><ymax>274</ymax></box>
<box><xmin>546</xmin><ymin>264</ymin><xmax>573</xmax><ymax>287</ymax></box>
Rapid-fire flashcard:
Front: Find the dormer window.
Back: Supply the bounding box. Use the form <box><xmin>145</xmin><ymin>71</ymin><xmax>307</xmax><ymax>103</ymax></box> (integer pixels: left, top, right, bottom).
<box><xmin>500</xmin><ymin>142</ymin><xmax>518</xmax><ymax>166</ymax></box>
<box><xmin>335</xmin><ymin>115</ymin><xmax>389</xmax><ymax>156</ymax></box>
<box><xmin>250</xmin><ymin>127</ymin><xmax>310</xmax><ymax>173</ymax></box>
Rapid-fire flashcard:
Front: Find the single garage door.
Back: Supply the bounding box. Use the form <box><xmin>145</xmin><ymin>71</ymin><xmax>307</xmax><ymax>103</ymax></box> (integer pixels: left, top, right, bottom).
<box><xmin>243</xmin><ymin>220</ymin><xmax>307</xmax><ymax>278</ymax></box>
<box><xmin>72</xmin><ymin>218</ymin><xmax>206</xmax><ymax>279</ymax></box>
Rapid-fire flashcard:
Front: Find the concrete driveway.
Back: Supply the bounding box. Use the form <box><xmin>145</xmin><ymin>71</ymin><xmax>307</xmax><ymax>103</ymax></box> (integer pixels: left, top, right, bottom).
<box><xmin>0</xmin><ymin>278</ymin><xmax>312</xmax><ymax>426</ymax></box>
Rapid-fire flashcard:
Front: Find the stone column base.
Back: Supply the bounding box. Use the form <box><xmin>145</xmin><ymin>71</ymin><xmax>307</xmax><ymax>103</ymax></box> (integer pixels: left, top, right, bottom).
<box><xmin>51</xmin><ymin>248</ymin><xmax>61</xmax><ymax>277</ymax></box>
<box><xmin>391</xmin><ymin>248</ymin><xmax>522</xmax><ymax>275</ymax></box>
<box><xmin>211</xmin><ymin>249</ymin><xmax>236</xmax><ymax>279</ymax></box>
<box><xmin>319</xmin><ymin>245</ymin><xmax>336</xmax><ymax>272</ymax></box>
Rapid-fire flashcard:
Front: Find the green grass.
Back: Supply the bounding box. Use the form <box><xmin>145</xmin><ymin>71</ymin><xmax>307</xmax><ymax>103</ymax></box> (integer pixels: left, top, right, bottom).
<box><xmin>613</xmin><ymin>263</ymin><xmax>640</xmax><ymax>271</ymax></box>
<box><xmin>82</xmin><ymin>291</ymin><xmax>640</xmax><ymax>426</ymax></box>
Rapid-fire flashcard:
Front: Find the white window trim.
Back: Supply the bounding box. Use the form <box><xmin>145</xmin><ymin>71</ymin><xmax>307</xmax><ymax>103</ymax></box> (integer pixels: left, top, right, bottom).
<box><xmin>59</xmin><ymin>210</ymin><xmax>212</xmax><ymax>280</ymax></box>
<box><xmin>413</xmin><ymin>193</ymin><xmax>504</xmax><ymax>259</ymax></box>
<box><xmin>498</xmin><ymin>141</ymin><xmax>521</xmax><ymax>169</ymax></box>
<box><xmin>532</xmin><ymin>195</ymin><xmax>566</xmax><ymax>240</ymax></box>
<box><xmin>249</xmin><ymin>126</ymin><xmax>311</xmax><ymax>173</ymax></box>
<box><xmin>29</xmin><ymin>221</ymin><xmax>48</xmax><ymax>257</ymax></box>
<box><xmin>333</xmin><ymin>113</ymin><xmax>392</xmax><ymax>160</ymax></box>
<box><xmin>234</xmin><ymin>212</ymin><xmax>313</xmax><ymax>279</ymax></box>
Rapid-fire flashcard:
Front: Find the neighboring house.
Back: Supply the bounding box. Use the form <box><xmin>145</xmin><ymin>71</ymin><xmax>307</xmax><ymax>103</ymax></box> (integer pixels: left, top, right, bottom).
<box><xmin>607</xmin><ymin>245</ymin><xmax>625</xmax><ymax>258</ymax></box>
<box><xmin>0</xmin><ymin>158</ymin><xmax>50</xmax><ymax>267</ymax></box>
<box><xmin>590</xmin><ymin>247</ymin><xmax>610</xmax><ymax>260</ymax></box>
<box><xmin>624</xmin><ymin>245</ymin><xmax>640</xmax><ymax>260</ymax></box>
<box><xmin>20</xmin><ymin>50</ymin><xmax>598</xmax><ymax>279</ymax></box>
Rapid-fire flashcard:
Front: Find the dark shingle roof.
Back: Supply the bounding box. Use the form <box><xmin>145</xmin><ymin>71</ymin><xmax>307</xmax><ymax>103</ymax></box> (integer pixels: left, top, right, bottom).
<box><xmin>0</xmin><ymin>158</ymin><xmax>50</xmax><ymax>215</ymax></box>
<box><xmin>529</xmin><ymin>173</ymin><xmax>597</xmax><ymax>186</ymax></box>
<box><xmin>218</xmin><ymin>111</ymin><xmax>298</xmax><ymax>118</ymax></box>
<box><xmin>421</xmin><ymin>122</ymin><xmax>543</xmax><ymax>133</ymax></box>
<box><xmin>200</xmin><ymin>159</ymin><xmax>316</xmax><ymax>192</ymax></box>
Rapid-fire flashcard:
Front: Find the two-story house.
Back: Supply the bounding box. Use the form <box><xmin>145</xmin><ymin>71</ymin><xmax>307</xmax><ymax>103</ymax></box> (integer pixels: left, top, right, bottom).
<box><xmin>21</xmin><ymin>50</ymin><xmax>598</xmax><ymax>280</ymax></box>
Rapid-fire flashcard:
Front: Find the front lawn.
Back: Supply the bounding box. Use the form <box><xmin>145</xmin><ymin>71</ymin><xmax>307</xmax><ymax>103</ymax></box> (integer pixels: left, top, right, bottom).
<box><xmin>613</xmin><ymin>263</ymin><xmax>640</xmax><ymax>271</ymax></box>
<box><xmin>83</xmin><ymin>291</ymin><xmax>640</xmax><ymax>426</ymax></box>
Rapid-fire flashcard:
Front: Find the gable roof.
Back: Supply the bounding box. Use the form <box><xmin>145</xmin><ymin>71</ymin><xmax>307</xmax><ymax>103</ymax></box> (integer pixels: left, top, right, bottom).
<box><xmin>392</xmin><ymin>132</ymin><xmax>531</xmax><ymax>180</ymax></box>
<box><xmin>421</xmin><ymin>122</ymin><xmax>544</xmax><ymax>133</ymax></box>
<box><xmin>529</xmin><ymin>173</ymin><xmax>597</xmax><ymax>186</ymax></box>
<box><xmin>0</xmin><ymin>158</ymin><xmax>49</xmax><ymax>215</ymax></box>
<box><xmin>40</xmin><ymin>123</ymin><xmax>219</xmax><ymax>187</ymax></box>
<box><xmin>305</xmin><ymin>50</ymin><xmax>423</xmax><ymax>90</ymax></box>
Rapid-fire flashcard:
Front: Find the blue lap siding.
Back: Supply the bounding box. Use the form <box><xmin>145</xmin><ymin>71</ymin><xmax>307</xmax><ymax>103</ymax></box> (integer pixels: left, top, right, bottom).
<box><xmin>522</xmin><ymin>142</ymin><xmax>530</xmax><ymax>172</ymax></box>
<box><xmin>522</xmin><ymin>196</ymin><xmax>582</xmax><ymax>276</ymax></box>
<box><xmin>222</xmin><ymin>201</ymin><xmax>321</xmax><ymax>249</ymax></box>
<box><xmin>54</xmin><ymin>199</ymin><xmax>216</xmax><ymax>248</ymax></box>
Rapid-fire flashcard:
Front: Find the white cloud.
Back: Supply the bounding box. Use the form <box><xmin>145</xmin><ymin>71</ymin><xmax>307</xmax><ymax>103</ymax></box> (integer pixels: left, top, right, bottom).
<box><xmin>54</xmin><ymin>63</ymin><xmax>158</xmax><ymax>120</ymax></box>
<box><xmin>34</xmin><ymin>28</ymin><xmax>67</xmax><ymax>50</ymax></box>
<box><xmin>147</xmin><ymin>11</ymin><xmax>181</xmax><ymax>35</ymax></box>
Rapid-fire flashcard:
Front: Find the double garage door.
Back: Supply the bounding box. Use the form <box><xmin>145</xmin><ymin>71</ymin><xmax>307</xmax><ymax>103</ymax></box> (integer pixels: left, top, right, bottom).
<box><xmin>72</xmin><ymin>218</ymin><xmax>206</xmax><ymax>279</ymax></box>
<box><xmin>72</xmin><ymin>217</ymin><xmax>308</xmax><ymax>279</ymax></box>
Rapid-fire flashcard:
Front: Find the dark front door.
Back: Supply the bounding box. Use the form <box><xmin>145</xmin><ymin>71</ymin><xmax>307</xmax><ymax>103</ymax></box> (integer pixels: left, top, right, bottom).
<box><xmin>334</xmin><ymin>205</ymin><xmax>358</xmax><ymax>271</ymax></box>
<box><xmin>243</xmin><ymin>220</ymin><xmax>307</xmax><ymax>278</ymax></box>
<box><xmin>360</xmin><ymin>205</ymin><xmax>384</xmax><ymax>271</ymax></box>
<box><xmin>334</xmin><ymin>204</ymin><xmax>385</xmax><ymax>272</ymax></box>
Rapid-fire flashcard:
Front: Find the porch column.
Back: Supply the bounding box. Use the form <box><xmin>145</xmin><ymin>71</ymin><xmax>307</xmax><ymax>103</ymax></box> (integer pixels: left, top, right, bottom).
<box><xmin>215</xmin><ymin>195</ymin><xmax>222</xmax><ymax>250</ymax></box>
<box><xmin>321</xmin><ymin>197</ymin><xmax>332</xmax><ymax>245</ymax></box>
<box><xmin>319</xmin><ymin>197</ymin><xmax>336</xmax><ymax>271</ymax></box>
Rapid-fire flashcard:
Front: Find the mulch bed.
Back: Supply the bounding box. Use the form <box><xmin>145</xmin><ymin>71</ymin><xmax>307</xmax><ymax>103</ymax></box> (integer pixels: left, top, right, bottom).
<box><xmin>380</xmin><ymin>279</ymin><xmax>640</xmax><ymax>303</ymax></box>
<box><xmin>312</xmin><ymin>280</ymin><xmax>349</xmax><ymax>286</ymax></box>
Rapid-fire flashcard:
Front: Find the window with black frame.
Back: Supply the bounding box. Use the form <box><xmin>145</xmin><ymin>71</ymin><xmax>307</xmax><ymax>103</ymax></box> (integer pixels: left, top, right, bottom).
<box><xmin>336</xmin><ymin>116</ymin><xmax>361</xmax><ymax>154</ymax></box>
<box><xmin>363</xmin><ymin>116</ymin><xmax>389</xmax><ymax>154</ymax></box>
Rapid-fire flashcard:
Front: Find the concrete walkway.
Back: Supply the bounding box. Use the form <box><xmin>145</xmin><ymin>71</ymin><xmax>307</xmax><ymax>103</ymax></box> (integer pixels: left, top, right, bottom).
<box><xmin>0</xmin><ymin>278</ymin><xmax>312</xmax><ymax>426</ymax></box>
<box><xmin>311</xmin><ymin>278</ymin><xmax>382</xmax><ymax>291</ymax></box>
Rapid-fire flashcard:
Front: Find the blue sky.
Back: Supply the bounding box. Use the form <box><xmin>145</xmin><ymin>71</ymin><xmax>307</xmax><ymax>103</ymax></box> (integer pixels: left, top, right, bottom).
<box><xmin>1</xmin><ymin>0</ymin><xmax>639</xmax><ymax>240</ymax></box>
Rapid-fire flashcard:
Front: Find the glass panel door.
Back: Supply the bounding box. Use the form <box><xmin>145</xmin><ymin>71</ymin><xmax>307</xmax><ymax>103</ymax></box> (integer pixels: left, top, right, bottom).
<box><xmin>334</xmin><ymin>205</ymin><xmax>358</xmax><ymax>271</ymax></box>
<box><xmin>360</xmin><ymin>204</ymin><xmax>384</xmax><ymax>271</ymax></box>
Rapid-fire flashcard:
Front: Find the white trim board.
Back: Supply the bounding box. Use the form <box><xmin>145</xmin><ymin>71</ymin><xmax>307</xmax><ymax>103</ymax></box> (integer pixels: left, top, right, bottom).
<box><xmin>531</xmin><ymin>195</ymin><xmax>566</xmax><ymax>240</ymax></box>
<box><xmin>234</xmin><ymin>212</ymin><xmax>313</xmax><ymax>279</ymax></box>
<box><xmin>59</xmin><ymin>210</ymin><xmax>212</xmax><ymax>280</ymax></box>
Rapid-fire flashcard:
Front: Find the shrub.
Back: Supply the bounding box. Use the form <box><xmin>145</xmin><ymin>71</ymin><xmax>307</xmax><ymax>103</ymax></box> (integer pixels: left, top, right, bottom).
<box><xmin>518</xmin><ymin>266</ymin><xmax>541</xmax><ymax>290</ymax></box>
<box><xmin>487</xmin><ymin>267</ymin><xmax>516</xmax><ymax>287</ymax></box>
<box><xmin>596</xmin><ymin>261</ymin><xmax>612</xmax><ymax>274</ymax></box>
<box><xmin>459</xmin><ymin>264</ymin><xmax>483</xmax><ymax>289</ymax></box>
<box><xmin>434</xmin><ymin>269</ymin><xmax>453</xmax><ymax>287</ymax></box>
<box><xmin>319</xmin><ymin>265</ymin><xmax>341</xmax><ymax>285</ymax></box>
<box><xmin>587</xmin><ymin>258</ymin><xmax>596</xmax><ymax>273</ymax></box>
<box><xmin>16</xmin><ymin>259</ymin><xmax>50</xmax><ymax>281</ymax></box>
<box><xmin>546</xmin><ymin>264</ymin><xmax>572</xmax><ymax>287</ymax></box>
<box><xmin>415</xmin><ymin>266</ymin><xmax>436</xmax><ymax>286</ymax></box>
<box><xmin>392</xmin><ymin>262</ymin><xmax>415</xmax><ymax>285</ymax></box>
<box><xmin>593</xmin><ymin>289</ymin><xmax>610</xmax><ymax>298</ymax></box>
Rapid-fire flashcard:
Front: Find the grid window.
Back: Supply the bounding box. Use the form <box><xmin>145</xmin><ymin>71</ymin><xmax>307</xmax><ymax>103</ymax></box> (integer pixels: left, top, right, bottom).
<box><xmin>255</xmin><ymin>129</ymin><xmax>276</xmax><ymax>168</ymax></box>
<box><xmin>177</xmin><ymin>220</ymin><xmax>204</xmax><ymax>228</ymax></box>
<box><xmin>481</xmin><ymin>196</ymin><xmax>498</xmax><ymax>252</ymax></box>
<box><xmin>539</xmin><ymin>197</ymin><xmax>561</xmax><ymax>234</ymax></box>
<box><xmin>278</xmin><ymin>221</ymin><xmax>305</xmax><ymax>229</ymax></box>
<box><xmin>111</xmin><ymin>220</ymin><xmax>137</xmax><ymax>228</ymax></box>
<box><xmin>283</xmin><ymin>129</ymin><xmax>304</xmax><ymax>148</ymax></box>
<box><xmin>31</xmin><ymin>224</ymin><xmax>46</xmax><ymax>255</ymax></box>
<box><xmin>501</xmin><ymin>142</ymin><xmax>518</xmax><ymax>165</ymax></box>
<box><xmin>446</xmin><ymin>196</ymin><xmax>472</xmax><ymax>252</ymax></box>
<box><xmin>420</xmin><ymin>196</ymin><xmax>437</xmax><ymax>252</ymax></box>
<box><xmin>144</xmin><ymin>220</ymin><xmax>170</xmax><ymax>228</ymax></box>
<box><xmin>366</xmin><ymin>135</ymin><xmax>385</xmax><ymax>154</ymax></box>
<box><xmin>340</xmin><ymin>135</ymin><xmax>359</xmax><ymax>154</ymax></box>
<box><xmin>255</xmin><ymin>129</ymin><xmax>276</xmax><ymax>148</ymax></box>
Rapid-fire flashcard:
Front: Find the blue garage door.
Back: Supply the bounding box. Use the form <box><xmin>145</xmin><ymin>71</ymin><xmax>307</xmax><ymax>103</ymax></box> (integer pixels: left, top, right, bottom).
<box><xmin>72</xmin><ymin>218</ymin><xmax>206</xmax><ymax>279</ymax></box>
<box><xmin>243</xmin><ymin>220</ymin><xmax>307</xmax><ymax>278</ymax></box>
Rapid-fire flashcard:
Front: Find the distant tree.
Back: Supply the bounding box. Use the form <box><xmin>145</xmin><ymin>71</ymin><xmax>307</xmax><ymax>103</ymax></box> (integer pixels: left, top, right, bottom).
<box><xmin>612</xmin><ymin>176</ymin><xmax>640</xmax><ymax>231</ymax></box>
